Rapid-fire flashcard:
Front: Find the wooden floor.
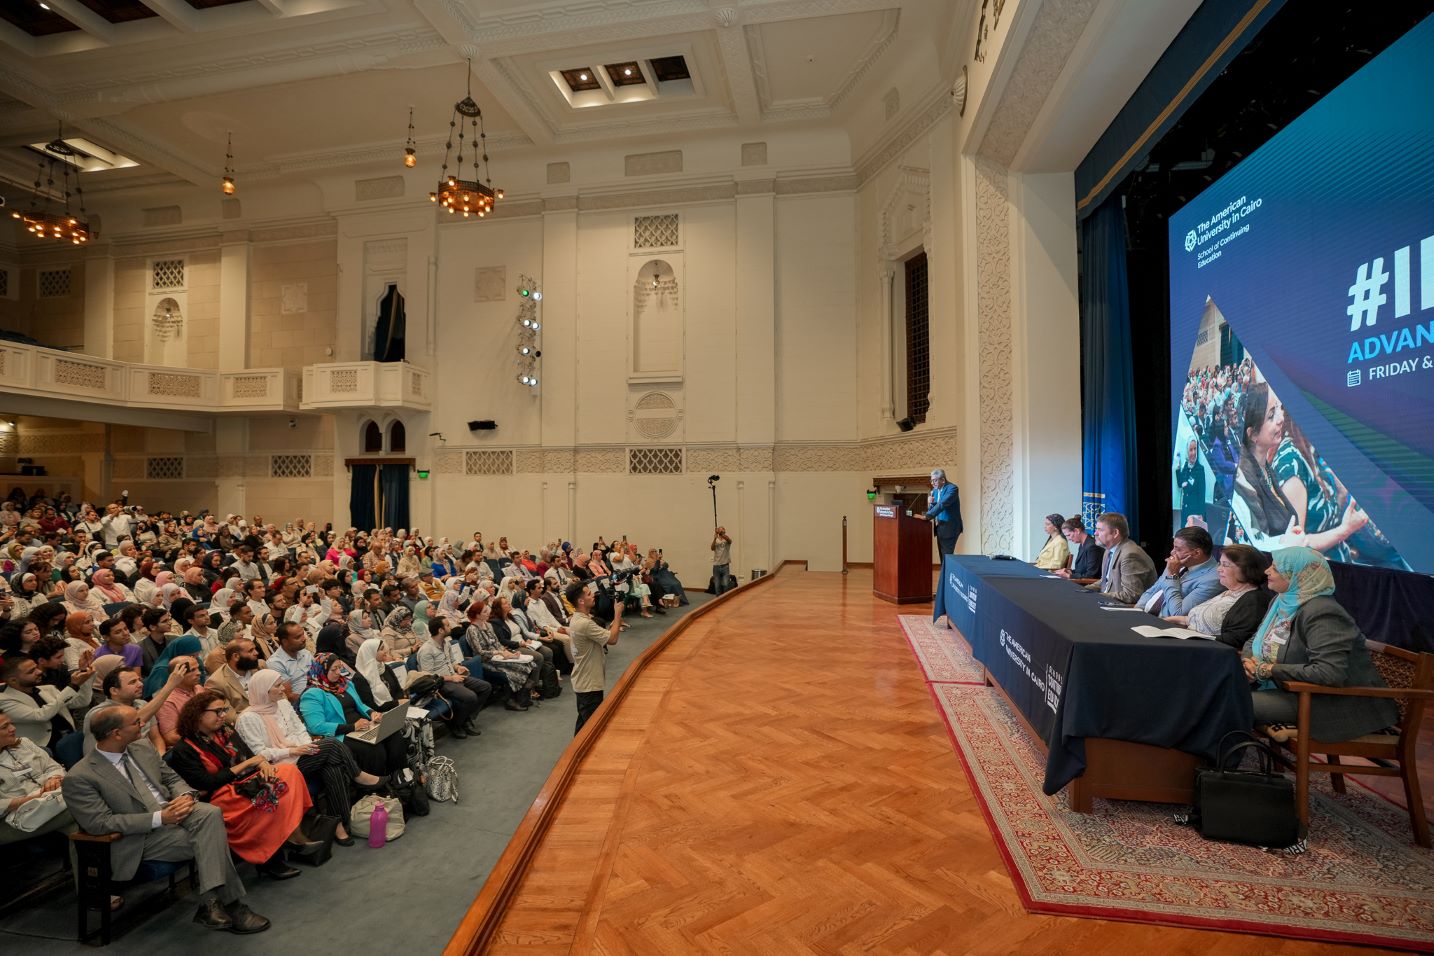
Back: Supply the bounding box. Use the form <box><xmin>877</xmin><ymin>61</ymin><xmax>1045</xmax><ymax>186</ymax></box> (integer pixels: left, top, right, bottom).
<box><xmin>483</xmin><ymin>569</ymin><xmax>1418</xmax><ymax>955</ymax></box>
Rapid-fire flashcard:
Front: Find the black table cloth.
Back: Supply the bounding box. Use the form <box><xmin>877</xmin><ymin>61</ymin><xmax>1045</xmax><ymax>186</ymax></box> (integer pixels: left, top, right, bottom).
<box><xmin>938</xmin><ymin>557</ymin><xmax>1254</xmax><ymax>795</ymax></box>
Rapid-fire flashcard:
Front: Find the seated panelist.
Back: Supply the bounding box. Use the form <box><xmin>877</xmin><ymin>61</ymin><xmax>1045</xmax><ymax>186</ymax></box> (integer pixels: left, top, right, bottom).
<box><xmin>1133</xmin><ymin>526</ymin><xmax>1224</xmax><ymax>616</ymax></box>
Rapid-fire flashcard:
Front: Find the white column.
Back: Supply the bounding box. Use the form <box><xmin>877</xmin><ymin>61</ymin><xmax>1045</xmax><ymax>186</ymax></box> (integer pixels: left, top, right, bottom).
<box><xmin>82</xmin><ymin>246</ymin><xmax>115</xmax><ymax>359</ymax></box>
<box><xmin>540</xmin><ymin>198</ymin><xmax>578</xmax><ymax>451</ymax></box>
<box><xmin>218</xmin><ymin>232</ymin><xmax>251</xmax><ymax>370</ymax></box>
<box><xmin>214</xmin><ymin>418</ymin><xmax>248</xmax><ymax>518</ymax></box>
<box><xmin>1010</xmin><ymin>171</ymin><xmax>1082</xmax><ymax>556</ymax></box>
<box><xmin>734</xmin><ymin>184</ymin><xmax>776</xmax><ymax>446</ymax></box>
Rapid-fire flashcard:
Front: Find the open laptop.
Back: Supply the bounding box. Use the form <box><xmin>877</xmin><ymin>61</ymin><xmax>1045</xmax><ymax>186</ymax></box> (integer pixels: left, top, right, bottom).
<box><xmin>346</xmin><ymin>704</ymin><xmax>408</xmax><ymax>745</ymax></box>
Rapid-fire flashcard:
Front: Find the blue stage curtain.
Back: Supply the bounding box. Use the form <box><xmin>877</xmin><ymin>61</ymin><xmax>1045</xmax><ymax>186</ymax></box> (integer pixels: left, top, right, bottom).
<box><xmin>1079</xmin><ymin>198</ymin><xmax>1140</xmax><ymax>539</ymax></box>
<box><xmin>378</xmin><ymin>464</ymin><xmax>410</xmax><ymax>530</ymax></box>
<box><xmin>349</xmin><ymin>464</ymin><xmax>377</xmax><ymax>531</ymax></box>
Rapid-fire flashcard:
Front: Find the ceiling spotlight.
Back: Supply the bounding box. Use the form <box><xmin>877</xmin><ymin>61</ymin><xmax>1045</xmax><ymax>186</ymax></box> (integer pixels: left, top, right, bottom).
<box><xmin>530</xmin><ymin>321</ymin><xmax>540</xmax><ymax>332</ymax></box>
<box><xmin>39</xmin><ymin>1</ymin><xmax>51</xmax><ymax>8</ymax></box>
<box><xmin>532</xmin><ymin>291</ymin><xmax>542</xmax><ymax>301</ymax></box>
<box><xmin>518</xmin><ymin>345</ymin><xmax>531</xmax><ymax>355</ymax></box>
<box><xmin>518</xmin><ymin>373</ymin><xmax>531</xmax><ymax>385</ymax></box>
<box><xmin>528</xmin><ymin>377</ymin><xmax>538</xmax><ymax>387</ymax></box>
<box><xmin>623</xmin><ymin>68</ymin><xmax>632</xmax><ymax>76</ymax></box>
<box><xmin>579</xmin><ymin>73</ymin><xmax>588</xmax><ymax>81</ymax></box>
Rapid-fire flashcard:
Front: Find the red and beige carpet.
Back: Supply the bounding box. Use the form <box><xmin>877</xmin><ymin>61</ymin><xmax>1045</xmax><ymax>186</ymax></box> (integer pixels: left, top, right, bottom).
<box><xmin>900</xmin><ymin>614</ymin><xmax>1434</xmax><ymax>952</ymax></box>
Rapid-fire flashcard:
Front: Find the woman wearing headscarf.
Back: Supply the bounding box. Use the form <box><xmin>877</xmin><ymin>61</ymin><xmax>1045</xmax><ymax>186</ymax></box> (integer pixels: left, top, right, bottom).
<box><xmin>9</xmin><ymin>571</ymin><xmax>41</xmax><ymax>618</ymax></box>
<box><xmin>90</xmin><ymin>567</ymin><xmax>134</xmax><ymax>605</ymax></box>
<box><xmin>250</xmin><ymin>611</ymin><xmax>279</xmax><ymax>659</ymax></box>
<box><xmin>315</xmin><ymin>622</ymin><xmax>355</xmax><ymax>667</ymax></box>
<box><xmin>180</xmin><ymin>565</ymin><xmax>210</xmax><ymax>604</ymax></box>
<box><xmin>379</xmin><ymin>605</ymin><xmax>421</xmax><ymax>660</ymax></box>
<box><xmin>437</xmin><ymin>578</ymin><xmax>469</xmax><ymax>627</ymax></box>
<box><xmin>1033</xmin><ymin>514</ymin><xmax>1071</xmax><ymax>571</ymax></box>
<box><xmin>167</xmin><ymin>689</ymin><xmax>318</xmax><ymax>878</ymax></box>
<box><xmin>236</xmin><ymin>669</ymin><xmax>382</xmax><ymax>847</ymax></box>
<box><xmin>1243</xmin><ymin>547</ymin><xmax>1399</xmax><ymax>741</ymax></box>
<box><xmin>354</xmin><ymin>637</ymin><xmax>406</xmax><ymax>710</ymax></box>
<box><xmin>346</xmin><ymin>608</ymin><xmax>379</xmax><ymax>659</ymax></box>
<box><xmin>145</xmin><ymin>634</ymin><xmax>206</xmax><ymax>698</ymax></box>
<box><xmin>297</xmin><ymin>653</ymin><xmax>410</xmax><ymax>777</ymax></box>
<box><xmin>61</xmin><ymin>580</ymin><xmax>105</xmax><ymax>625</ymax></box>
<box><xmin>132</xmin><ymin>562</ymin><xmax>159</xmax><ymax>605</ymax></box>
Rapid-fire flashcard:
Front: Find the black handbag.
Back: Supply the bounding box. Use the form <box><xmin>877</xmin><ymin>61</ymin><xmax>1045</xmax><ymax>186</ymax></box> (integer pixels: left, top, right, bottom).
<box><xmin>1193</xmin><ymin>731</ymin><xmax>1300</xmax><ymax>848</ymax></box>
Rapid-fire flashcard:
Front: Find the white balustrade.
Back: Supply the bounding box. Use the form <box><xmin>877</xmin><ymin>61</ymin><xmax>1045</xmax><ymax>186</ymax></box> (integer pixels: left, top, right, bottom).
<box><xmin>300</xmin><ymin>361</ymin><xmax>432</xmax><ymax>411</ymax></box>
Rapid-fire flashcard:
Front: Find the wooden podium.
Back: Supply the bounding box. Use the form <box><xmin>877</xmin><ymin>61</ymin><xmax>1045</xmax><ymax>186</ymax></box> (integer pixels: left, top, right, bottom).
<box><xmin>873</xmin><ymin>504</ymin><xmax>932</xmax><ymax>604</ymax></box>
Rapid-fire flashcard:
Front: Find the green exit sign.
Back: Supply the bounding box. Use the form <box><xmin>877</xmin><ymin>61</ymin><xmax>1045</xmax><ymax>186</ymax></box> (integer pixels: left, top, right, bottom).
<box><xmin>416</xmin><ymin>470</ymin><xmax>430</xmax><ymax>480</ymax></box>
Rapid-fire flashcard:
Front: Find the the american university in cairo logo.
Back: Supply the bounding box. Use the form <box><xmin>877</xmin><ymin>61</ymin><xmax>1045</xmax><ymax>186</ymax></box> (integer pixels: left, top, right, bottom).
<box><xmin>1184</xmin><ymin>230</ymin><xmax>1198</xmax><ymax>252</ymax></box>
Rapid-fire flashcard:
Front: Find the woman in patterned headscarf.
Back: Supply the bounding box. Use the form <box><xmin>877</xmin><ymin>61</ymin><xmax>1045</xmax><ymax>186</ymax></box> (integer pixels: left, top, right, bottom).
<box><xmin>1244</xmin><ymin>547</ymin><xmax>1398</xmax><ymax>742</ymax></box>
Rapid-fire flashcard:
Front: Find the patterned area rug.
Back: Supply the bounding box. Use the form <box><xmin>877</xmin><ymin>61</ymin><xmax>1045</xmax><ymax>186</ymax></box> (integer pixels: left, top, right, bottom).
<box><xmin>925</xmin><ymin>680</ymin><xmax>1434</xmax><ymax>951</ymax></box>
<box><xmin>898</xmin><ymin>615</ymin><xmax>986</xmax><ymax>685</ymax></box>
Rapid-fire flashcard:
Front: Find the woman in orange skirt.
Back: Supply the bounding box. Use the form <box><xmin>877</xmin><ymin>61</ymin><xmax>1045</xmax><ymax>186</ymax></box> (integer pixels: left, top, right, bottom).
<box><xmin>167</xmin><ymin>689</ymin><xmax>321</xmax><ymax>879</ymax></box>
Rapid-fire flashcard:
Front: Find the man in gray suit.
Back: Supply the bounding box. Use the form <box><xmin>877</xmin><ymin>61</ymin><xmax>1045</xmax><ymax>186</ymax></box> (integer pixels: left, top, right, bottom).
<box><xmin>1134</xmin><ymin>526</ymin><xmax>1225</xmax><ymax>616</ymax></box>
<box><xmin>1084</xmin><ymin>512</ymin><xmax>1158</xmax><ymax>604</ymax></box>
<box><xmin>60</xmin><ymin>706</ymin><xmax>271</xmax><ymax>934</ymax></box>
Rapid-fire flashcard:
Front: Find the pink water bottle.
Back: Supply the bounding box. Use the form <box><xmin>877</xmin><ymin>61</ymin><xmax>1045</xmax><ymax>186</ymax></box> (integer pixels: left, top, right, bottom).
<box><xmin>368</xmin><ymin>800</ymin><xmax>388</xmax><ymax>848</ymax></box>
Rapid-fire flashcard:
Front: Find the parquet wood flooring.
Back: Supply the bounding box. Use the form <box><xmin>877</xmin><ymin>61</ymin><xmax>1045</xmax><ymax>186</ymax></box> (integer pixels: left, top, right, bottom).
<box><xmin>479</xmin><ymin>570</ymin><xmax>1413</xmax><ymax>955</ymax></box>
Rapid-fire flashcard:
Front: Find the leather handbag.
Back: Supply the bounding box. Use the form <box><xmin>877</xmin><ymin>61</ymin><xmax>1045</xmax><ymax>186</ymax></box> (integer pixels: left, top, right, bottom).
<box><xmin>1193</xmin><ymin>731</ymin><xmax>1300</xmax><ymax>848</ymax></box>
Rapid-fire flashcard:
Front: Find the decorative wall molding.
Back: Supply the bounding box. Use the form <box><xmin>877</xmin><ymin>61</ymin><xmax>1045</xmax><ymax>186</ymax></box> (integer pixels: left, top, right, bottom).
<box><xmin>855</xmin><ymin>84</ymin><xmax>953</xmax><ymax>184</ymax></box>
<box><xmin>973</xmin><ymin>157</ymin><xmax>1014</xmax><ymax>554</ymax></box>
<box><xmin>625</xmin><ymin>150</ymin><xmax>684</xmax><ymax>177</ymax></box>
<box><xmin>774</xmin><ymin>174</ymin><xmax>859</xmax><ymax>195</ymax></box>
<box><xmin>355</xmin><ymin>176</ymin><xmax>406</xmax><ymax>202</ymax></box>
<box><xmin>877</xmin><ymin>165</ymin><xmax>931</xmax><ymax>260</ymax></box>
<box><xmin>976</xmin><ymin>0</ymin><xmax>1100</xmax><ymax>166</ymax></box>
<box><xmin>578</xmin><ymin>184</ymin><xmax>737</xmax><ymax>211</ymax></box>
<box><xmin>740</xmin><ymin>142</ymin><xmax>768</xmax><ymax>166</ymax></box>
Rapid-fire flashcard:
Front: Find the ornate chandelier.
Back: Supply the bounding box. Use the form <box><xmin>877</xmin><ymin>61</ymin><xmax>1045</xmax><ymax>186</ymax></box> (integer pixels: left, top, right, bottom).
<box><xmin>428</xmin><ymin>59</ymin><xmax>504</xmax><ymax>218</ymax></box>
<box><xmin>9</xmin><ymin>128</ymin><xmax>91</xmax><ymax>244</ymax></box>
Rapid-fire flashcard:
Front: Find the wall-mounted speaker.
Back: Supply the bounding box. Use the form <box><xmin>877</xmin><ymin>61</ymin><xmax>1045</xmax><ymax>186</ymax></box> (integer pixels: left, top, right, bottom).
<box><xmin>467</xmin><ymin>420</ymin><xmax>497</xmax><ymax>431</ymax></box>
<box><xmin>896</xmin><ymin>417</ymin><xmax>915</xmax><ymax>432</ymax></box>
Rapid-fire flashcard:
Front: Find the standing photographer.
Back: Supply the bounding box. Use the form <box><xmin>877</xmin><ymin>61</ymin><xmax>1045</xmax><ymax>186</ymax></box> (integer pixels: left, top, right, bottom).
<box><xmin>565</xmin><ymin>581</ymin><xmax>622</xmax><ymax>734</ymax></box>
<box><xmin>710</xmin><ymin>527</ymin><xmax>732</xmax><ymax>595</ymax></box>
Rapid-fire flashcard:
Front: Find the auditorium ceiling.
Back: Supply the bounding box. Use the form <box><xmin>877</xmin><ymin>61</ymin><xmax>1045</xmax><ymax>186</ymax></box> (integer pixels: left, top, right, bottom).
<box><xmin>0</xmin><ymin>0</ymin><xmax>960</xmax><ymax>198</ymax></box>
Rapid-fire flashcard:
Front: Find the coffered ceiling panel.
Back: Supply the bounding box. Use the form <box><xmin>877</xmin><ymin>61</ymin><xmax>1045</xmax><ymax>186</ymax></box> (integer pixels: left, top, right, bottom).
<box><xmin>747</xmin><ymin>9</ymin><xmax>899</xmax><ymax>107</ymax></box>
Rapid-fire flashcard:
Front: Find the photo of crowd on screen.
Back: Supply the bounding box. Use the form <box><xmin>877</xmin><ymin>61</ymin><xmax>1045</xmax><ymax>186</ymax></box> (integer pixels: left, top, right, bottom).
<box><xmin>1174</xmin><ymin>299</ymin><xmax>1409</xmax><ymax>570</ymax></box>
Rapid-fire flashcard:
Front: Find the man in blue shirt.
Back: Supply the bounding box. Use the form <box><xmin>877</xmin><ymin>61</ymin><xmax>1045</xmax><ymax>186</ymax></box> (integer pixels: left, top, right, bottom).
<box><xmin>264</xmin><ymin>623</ymin><xmax>314</xmax><ymax>706</ymax></box>
<box><xmin>1135</xmin><ymin>526</ymin><xmax>1224</xmax><ymax>616</ymax></box>
<box><xmin>923</xmin><ymin>469</ymin><xmax>963</xmax><ymax>557</ymax></box>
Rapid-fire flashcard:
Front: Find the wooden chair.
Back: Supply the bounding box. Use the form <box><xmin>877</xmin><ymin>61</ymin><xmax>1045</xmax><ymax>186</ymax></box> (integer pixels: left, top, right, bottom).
<box><xmin>70</xmin><ymin>830</ymin><xmax>197</xmax><ymax>945</ymax></box>
<box><xmin>1273</xmin><ymin>641</ymin><xmax>1434</xmax><ymax>847</ymax></box>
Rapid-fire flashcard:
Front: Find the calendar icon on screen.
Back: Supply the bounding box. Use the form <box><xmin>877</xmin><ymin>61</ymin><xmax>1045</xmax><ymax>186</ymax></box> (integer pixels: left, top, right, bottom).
<box><xmin>1346</xmin><ymin>370</ymin><xmax>1361</xmax><ymax>387</ymax></box>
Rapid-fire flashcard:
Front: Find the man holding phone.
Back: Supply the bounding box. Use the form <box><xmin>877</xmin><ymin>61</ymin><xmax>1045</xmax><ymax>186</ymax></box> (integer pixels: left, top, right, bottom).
<box><xmin>565</xmin><ymin>581</ymin><xmax>623</xmax><ymax>734</ymax></box>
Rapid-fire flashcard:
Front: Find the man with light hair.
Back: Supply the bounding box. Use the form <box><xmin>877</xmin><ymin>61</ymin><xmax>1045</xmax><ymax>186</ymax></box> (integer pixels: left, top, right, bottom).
<box><xmin>923</xmin><ymin>468</ymin><xmax>963</xmax><ymax>557</ymax></box>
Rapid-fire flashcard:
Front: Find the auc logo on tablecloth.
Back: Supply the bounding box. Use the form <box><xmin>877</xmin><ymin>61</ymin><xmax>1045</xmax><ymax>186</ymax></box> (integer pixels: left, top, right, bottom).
<box><xmin>1044</xmin><ymin>664</ymin><xmax>1063</xmax><ymax>714</ymax></box>
<box><xmin>965</xmin><ymin>584</ymin><xmax>978</xmax><ymax>613</ymax></box>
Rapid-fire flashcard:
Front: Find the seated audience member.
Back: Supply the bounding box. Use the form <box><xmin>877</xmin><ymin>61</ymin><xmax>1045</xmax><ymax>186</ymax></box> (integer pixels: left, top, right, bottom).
<box><xmin>249</xmin><ymin>612</ymin><xmax>279</xmax><ymax>659</ymax></box>
<box><xmin>1054</xmin><ymin>517</ymin><xmax>1103</xmax><ymax>581</ymax></box>
<box><xmin>62</xmin><ymin>580</ymin><xmax>106</xmax><ymax>625</ymax></box>
<box><xmin>0</xmin><ymin>618</ymin><xmax>40</xmax><ymax>656</ymax></box>
<box><xmin>91</xmin><ymin>567</ymin><xmax>134</xmax><ymax>606</ymax></box>
<box><xmin>298</xmin><ymin>653</ymin><xmax>411</xmax><ymax>775</ymax></box>
<box><xmin>1083</xmin><ymin>512</ymin><xmax>1158</xmax><ymax>604</ymax></box>
<box><xmin>492</xmin><ymin>596</ymin><xmax>558</xmax><ymax>678</ymax></box>
<box><xmin>0</xmin><ymin>712</ymin><xmax>75</xmax><ymax>843</ymax></box>
<box><xmin>217</xmin><ymin>602</ymin><xmax>253</xmax><ymax>648</ymax></box>
<box><xmin>154</xmin><ymin>649</ymin><xmax>204</xmax><ymax>747</ymax></box>
<box><xmin>207</xmin><ymin>639</ymin><xmax>262</xmax><ymax>722</ymax></box>
<box><xmin>265</xmin><ymin>623</ymin><xmax>315</xmax><ymax>703</ymax></box>
<box><xmin>460</xmin><ymin>602</ymin><xmax>536</xmax><ymax>711</ymax></box>
<box><xmin>236</xmin><ymin>670</ymin><xmax>382</xmax><ymax>847</ymax></box>
<box><xmin>1244</xmin><ymin>547</ymin><xmax>1399</xmax><ymax>741</ymax></box>
<box><xmin>184</xmin><ymin>604</ymin><xmax>221</xmax><ymax>659</ymax></box>
<box><xmin>83</xmin><ymin>662</ymin><xmax>184</xmax><ymax>754</ymax></box>
<box><xmin>415</xmin><ymin>619</ymin><xmax>493</xmax><ymax>738</ymax></box>
<box><xmin>138</xmin><ymin>608</ymin><xmax>174</xmax><ymax>672</ymax></box>
<box><xmin>1133</xmin><ymin>526</ymin><xmax>1224</xmax><ymax>616</ymax></box>
<box><xmin>346</xmin><ymin>608</ymin><xmax>380</xmax><ymax>660</ymax></box>
<box><xmin>353</xmin><ymin>638</ymin><xmax>406</xmax><ymax>713</ymax></box>
<box><xmin>315</xmin><ymin>621</ymin><xmax>356</xmax><ymax>669</ymax></box>
<box><xmin>146</xmin><ymin>633</ymin><xmax>206</xmax><ymax>696</ymax></box>
<box><xmin>0</xmin><ymin>654</ymin><xmax>89</xmax><ymax>749</ymax></box>
<box><xmin>165</xmin><ymin>691</ymin><xmax>317</xmax><ymax>880</ymax></box>
<box><xmin>1166</xmin><ymin>543</ymin><xmax>1273</xmax><ymax>649</ymax></box>
<box><xmin>1033</xmin><ymin>513</ymin><xmax>1071</xmax><ymax>570</ymax></box>
<box><xmin>63</xmin><ymin>611</ymin><xmax>103</xmax><ymax>671</ymax></box>
<box><xmin>62</xmin><ymin>705</ymin><xmax>272</xmax><ymax>933</ymax></box>
<box><xmin>379</xmin><ymin>605</ymin><xmax>421</xmax><ymax>659</ymax></box>
<box><xmin>95</xmin><ymin>618</ymin><xmax>143</xmax><ymax>668</ymax></box>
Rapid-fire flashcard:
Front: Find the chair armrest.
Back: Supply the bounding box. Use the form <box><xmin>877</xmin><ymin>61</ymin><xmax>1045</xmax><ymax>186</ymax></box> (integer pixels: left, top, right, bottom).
<box><xmin>69</xmin><ymin>831</ymin><xmax>122</xmax><ymax>844</ymax></box>
<box><xmin>1281</xmin><ymin>681</ymin><xmax>1434</xmax><ymax>700</ymax></box>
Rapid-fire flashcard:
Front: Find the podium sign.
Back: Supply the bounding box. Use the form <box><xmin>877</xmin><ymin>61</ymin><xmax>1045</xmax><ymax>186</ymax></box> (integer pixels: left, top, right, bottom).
<box><xmin>873</xmin><ymin>504</ymin><xmax>933</xmax><ymax>604</ymax></box>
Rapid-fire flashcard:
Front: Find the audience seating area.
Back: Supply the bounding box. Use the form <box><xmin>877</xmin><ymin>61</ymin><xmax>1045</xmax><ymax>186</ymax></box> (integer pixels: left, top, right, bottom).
<box><xmin>0</xmin><ymin>489</ymin><xmax>690</xmax><ymax>942</ymax></box>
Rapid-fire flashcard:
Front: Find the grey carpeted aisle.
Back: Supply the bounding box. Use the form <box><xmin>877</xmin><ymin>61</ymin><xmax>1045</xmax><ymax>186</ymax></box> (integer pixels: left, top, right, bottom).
<box><xmin>1</xmin><ymin>594</ymin><xmax>710</xmax><ymax>955</ymax></box>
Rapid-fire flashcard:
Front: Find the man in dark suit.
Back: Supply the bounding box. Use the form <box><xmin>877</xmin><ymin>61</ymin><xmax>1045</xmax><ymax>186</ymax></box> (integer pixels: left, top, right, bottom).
<box><xmin>1084</xmin><ymin>512</ymin><xmax>1157</xmax><ymax>604</ymax></box>
<box><xmin>60</xmin><ymin>706</ymin><xmax>271</xmax><ymax>934</ymax></box>
<box><xmin>923</xmin><ymin>468</ymin><xmax>963</xmax><ymax>558</ymax></box>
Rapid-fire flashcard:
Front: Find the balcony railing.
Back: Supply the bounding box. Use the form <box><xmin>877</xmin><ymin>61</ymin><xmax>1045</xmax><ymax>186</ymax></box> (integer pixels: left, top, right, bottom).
<box><xmin>300</xmin><ymin>362</ymin><xmax>431</xmax><ymax>411</ymax></box>
<box><xmin>0</xmin><ymin>341</ymin><xmax>301</xmax><ymax>413</ymax></box>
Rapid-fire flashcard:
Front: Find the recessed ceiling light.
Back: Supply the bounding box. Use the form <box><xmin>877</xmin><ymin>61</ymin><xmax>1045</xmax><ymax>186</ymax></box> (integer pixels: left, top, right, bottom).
<box><xmin>623</xmin><ymin>68</ymin><xmax>632</xmax><ymax>76</ymax></box>
<box><xmin>579</xmin><ymin>73</ymin><xmax>588</xmax><ymax>81</ymax></box>
<box><xmin>38</xmin><ymin>1</ymin><xmax>51</xmax><ymax>8</ymax></box>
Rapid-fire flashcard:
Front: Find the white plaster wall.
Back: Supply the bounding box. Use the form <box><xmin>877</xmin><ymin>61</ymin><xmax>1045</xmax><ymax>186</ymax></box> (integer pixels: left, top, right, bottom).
<box><xmin>775</xmin><ymin>194</ymin><xmax>859</xmax><ymax>441</ymax></box>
